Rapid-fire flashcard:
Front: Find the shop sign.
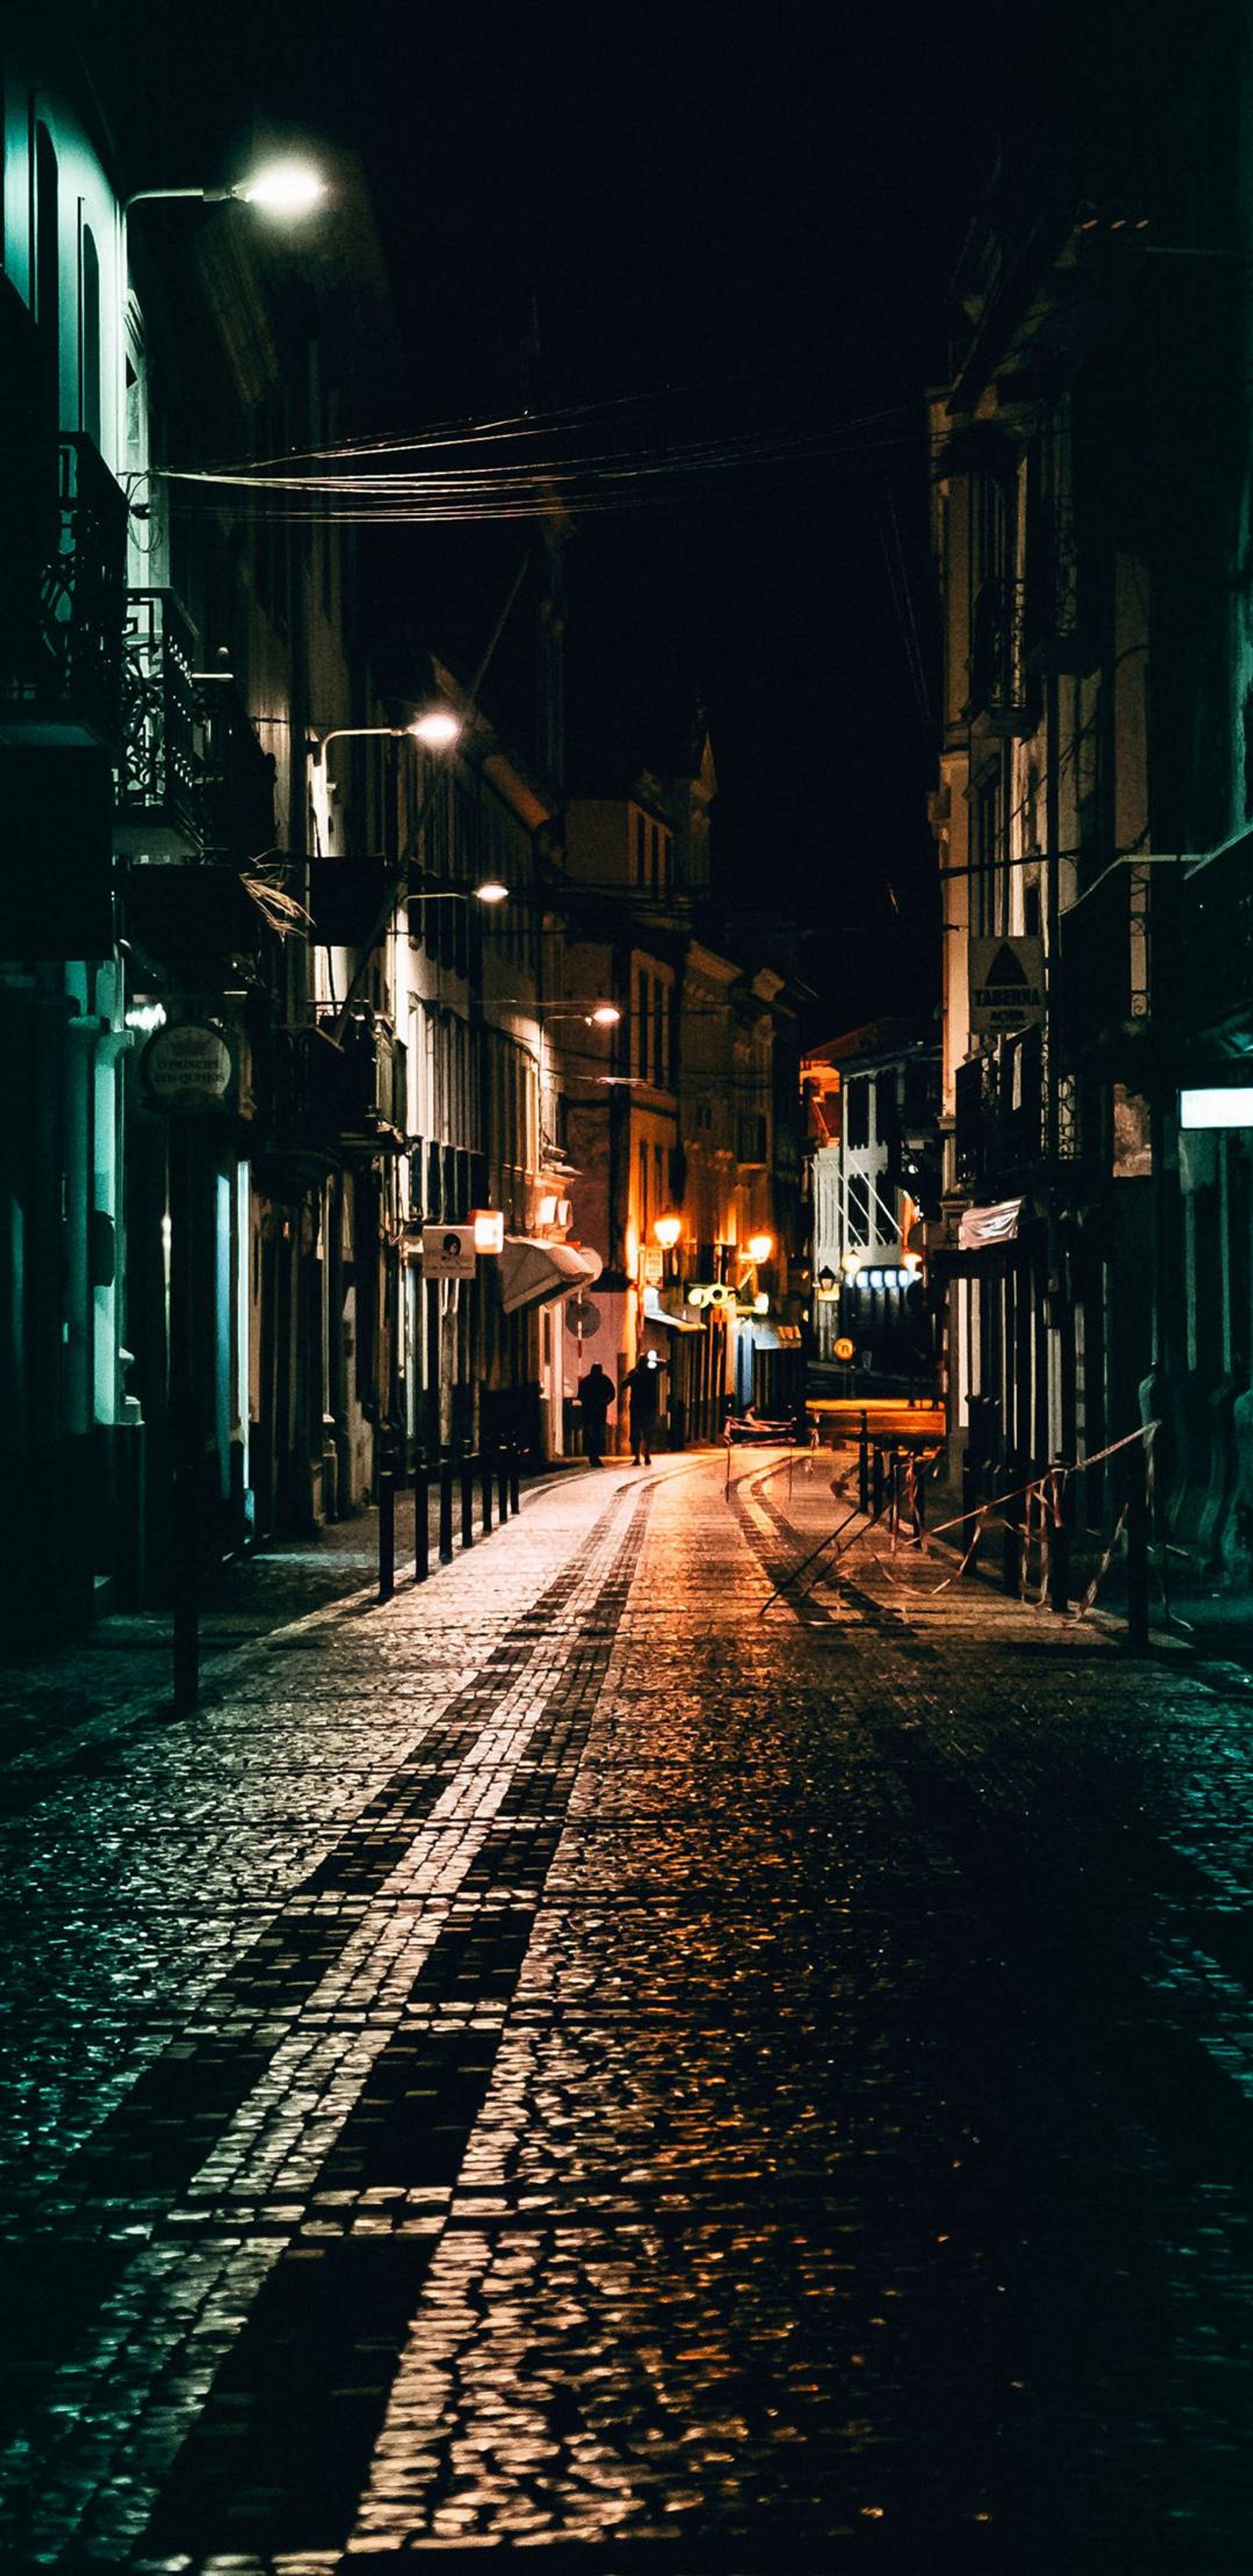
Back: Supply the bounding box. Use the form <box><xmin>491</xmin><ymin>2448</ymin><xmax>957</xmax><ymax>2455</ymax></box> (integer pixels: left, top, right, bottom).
<box><xmin>421</xmin><ymin>1224</ymin><xmax>477</xmax><ymax>1279</ymax></box>
<box><xmin>142</xmin><ymin>1021</ymin><xmax>234</xmax><ymax>1113</ymax></box>
<box><xmin>969</xmin><ymin>937</ymin><xmax>1045</xmax><ymax>1034</ymax></box>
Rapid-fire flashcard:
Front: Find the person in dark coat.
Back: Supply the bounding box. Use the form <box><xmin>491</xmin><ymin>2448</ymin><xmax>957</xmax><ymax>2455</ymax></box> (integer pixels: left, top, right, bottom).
<box><xmin>622</xmin><ymin>1349</ymin><xmax>663</xmax><ymax>1465</ymax></box>
<box><xmin>576</xmin><ymin>1361</ymin><xmax>615</xmax><ymax>1465</ymax></box>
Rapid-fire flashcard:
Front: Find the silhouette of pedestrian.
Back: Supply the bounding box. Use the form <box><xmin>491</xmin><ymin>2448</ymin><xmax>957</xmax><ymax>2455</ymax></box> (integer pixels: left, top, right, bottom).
<box><xmin>623</xmin><ymin>1350</ymin><xmax>663</xmax><ymax>1465</ymax></box>
<box><xmin>576</xmin><ymin>1362</ymin><xmax>615</xmax><ymax>1467</ymax></box>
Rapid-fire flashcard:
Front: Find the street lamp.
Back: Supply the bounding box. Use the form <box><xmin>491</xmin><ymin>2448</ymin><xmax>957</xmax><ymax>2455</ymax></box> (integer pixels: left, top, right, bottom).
<box><xmin>653</xmin><ymin>1214</ymin><xmax>682</xmax><ymax>1251</ymax></box>
<box><xmin>124</xmin><ymin>157</ymin><xmax>327</xmax><ymax>222</ymax></box>
<box><xmin>746</xmin><ymin>1232</ymin><xmax>774</xmax><ymax>1264</ymax></box>
<box><xmin>309</xmin><ymin>721</ymin><xmax>506</xmax><ymax>899</ymax></box>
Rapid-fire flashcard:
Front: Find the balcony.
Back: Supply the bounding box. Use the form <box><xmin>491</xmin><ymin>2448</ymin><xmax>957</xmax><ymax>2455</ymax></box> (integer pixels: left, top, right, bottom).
<box><xmin>305</xmin><ymin>1013</ymin><xmax>408</xmax><ymax>1151</ymax></box>
<box><xmin>1058</xmin><ymin>866</ymin><xmax>1132</xmax><ymax>1060</ymax></box>
<box><xmin>116</xmin><ymin>590</ymin><xmax>202</xmax><ymax>854</ymax></box>
<box><xmin>0</xmin><ymin>434</ymin><xmax>128</xmax><ymax>745</ymax></box>
<box><xmin>200</xmin><ymin>680</ymin><xmax>276</xmax><ymax>861</ymax></box>
<box><xmin>955</xmin><ymin>1036</ymin><xmax>1045</xmax><ymax>1190</ymax></box>
<box><xmin>1173</xmin><ymin>836</ymin><xmax>1253</xmax><ymax>1043</ymax></box>
<box><xmin>968</xmin><ymin>576</ymin><xmax>1033</xmax><ymax>734</ymax></box>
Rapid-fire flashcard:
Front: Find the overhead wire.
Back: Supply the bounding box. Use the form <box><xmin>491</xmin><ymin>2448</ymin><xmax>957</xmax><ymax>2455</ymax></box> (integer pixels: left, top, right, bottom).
<box><xmin>161</xmin><ymin>384</ymin><xmax>919</xmax><ymax>524</ymax></box>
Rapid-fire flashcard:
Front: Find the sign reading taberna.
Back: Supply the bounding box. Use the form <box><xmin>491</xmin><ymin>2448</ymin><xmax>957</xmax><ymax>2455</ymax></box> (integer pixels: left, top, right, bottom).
<box><xmin>968</xmin><ymin>937</ymin><xmax>1045</xmax><ymax>1035</ymax></box>
<box><xmin>143</xmin><ymin>1021</ymin><xmax>235</xmax><ymax>1113</ymax></box>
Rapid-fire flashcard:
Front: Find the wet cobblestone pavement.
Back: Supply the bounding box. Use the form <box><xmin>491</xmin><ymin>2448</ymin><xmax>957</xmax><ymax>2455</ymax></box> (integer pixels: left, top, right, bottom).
<box><xmin>3</xmin><ymin>1449</ymin><xmax>1253</xmax><ymax>2569</ymax></box>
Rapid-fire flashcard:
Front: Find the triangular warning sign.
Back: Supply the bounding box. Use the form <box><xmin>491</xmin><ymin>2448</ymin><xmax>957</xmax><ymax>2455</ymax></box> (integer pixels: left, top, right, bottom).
<box><xmin>985</xmin><ymin>941</ymin><xmax>1027</xmax><ymax>985</ymax></box>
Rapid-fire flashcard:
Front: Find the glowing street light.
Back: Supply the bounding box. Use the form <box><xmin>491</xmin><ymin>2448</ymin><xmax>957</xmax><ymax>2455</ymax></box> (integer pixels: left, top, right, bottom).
<box><xmin>746</xmin><ymin>1231</ymin><xmax>775</xmax><ymax>1264</ymax></box>
<box><xmin>124</xmin><ymin>157</ymin><xmax>327</xmax><ymax>225</ymax></box>
<box><xmin>406</xmin><ymin>707</ymin><xmax>462</xmax><ymax>751</ymax></box>
<box><xmin>233</xmin><ymin>159</ymin><xmax>327</xmax><ymax>215</ymax></box>
<box><xmin>653</xmin><ymin>1214</ymin><xmax>682</xmax><ymax>1250</ymax></box>
<box><xmin>309</xmin><ymin>722</ymin><xmax>502</xmax><ymax>894</ymax></box>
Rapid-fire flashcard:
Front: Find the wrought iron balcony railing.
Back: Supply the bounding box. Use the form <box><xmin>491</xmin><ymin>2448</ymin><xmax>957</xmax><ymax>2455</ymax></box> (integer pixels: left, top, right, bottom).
<box><xmin>116</xmin><ymin>589</ymin><xmax>202</xmax><ymax>852</ymax></box>
<box><xmin>0</xmin><ymin>433</ymin><xmax>128</xmax><ymax>742</ymax></box>
<box><xmin>968</xmin><ymin>576</ymin><xmax>1032</xmax><ymax>732</ymax></box>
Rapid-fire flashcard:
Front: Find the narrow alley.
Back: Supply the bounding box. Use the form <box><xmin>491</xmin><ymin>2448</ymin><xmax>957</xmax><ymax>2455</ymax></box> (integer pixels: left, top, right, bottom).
<box><xmin>2</xmin><ymin>1451</ymin><xmax>1252</xmax><ymax>2571</ymax></box>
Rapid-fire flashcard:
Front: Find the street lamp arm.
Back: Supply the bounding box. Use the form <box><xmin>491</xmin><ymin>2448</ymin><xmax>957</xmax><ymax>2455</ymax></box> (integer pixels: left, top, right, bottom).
<box><xmin>312</xmin><ymin>726</ymin><xmax>406</xmax><ymax>763</ymax></box>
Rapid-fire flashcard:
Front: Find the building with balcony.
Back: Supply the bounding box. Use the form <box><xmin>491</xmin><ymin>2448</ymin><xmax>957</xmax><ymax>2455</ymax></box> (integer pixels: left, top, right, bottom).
<box><xmin>927</xmin><ymin>0</ymin><xmax>1253</xmax><ymax>1573</ymax></box>
<box><xmin>803</xmin><ymin>1023</ymin><xmax>941</xmax><ymax>1395</ymax></box>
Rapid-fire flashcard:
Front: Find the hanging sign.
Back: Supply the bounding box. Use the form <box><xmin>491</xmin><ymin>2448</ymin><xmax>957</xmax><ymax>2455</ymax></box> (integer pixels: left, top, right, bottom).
<box><xmin>142</xmin><ymin>1021</ymin><xmax>234</xmax><ymax>1113</ymax></box>
<box><xmin>968</xmin><ymin>937</ymin><xmax>1045</xmax><ymax>1034</ymax></box>
<box><xmin>421</xmin><ymin>1224</ymin><xmax>477</xmax><ymax>1278</ymax></box>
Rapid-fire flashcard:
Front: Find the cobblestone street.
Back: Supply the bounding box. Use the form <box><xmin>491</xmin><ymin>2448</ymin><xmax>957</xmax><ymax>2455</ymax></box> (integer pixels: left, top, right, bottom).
<box><xmin>3</xmin><ymin>1448</ymin><xmax>1253</xmax><ymax>2571</ymax></box>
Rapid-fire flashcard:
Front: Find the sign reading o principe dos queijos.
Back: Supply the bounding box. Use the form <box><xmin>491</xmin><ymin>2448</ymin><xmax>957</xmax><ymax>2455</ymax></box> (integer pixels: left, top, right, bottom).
<box><xmin>142</xmin><ymin>1022</ymin><xmax>235</xmax><ymax>1113</ymax></box>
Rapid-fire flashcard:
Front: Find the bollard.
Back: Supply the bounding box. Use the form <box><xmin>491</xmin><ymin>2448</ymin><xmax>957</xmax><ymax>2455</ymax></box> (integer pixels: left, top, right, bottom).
<box><xmin>858</xmin><ymin>1408</ymin><xmax>869</xmax><ymax>1514</ymax></box>
<box><xmin>497</xmin><ymin>1447</ymin><xmax>511</xmax><ymax>1522</ymax></box>
<box><xmin>460</xmin><ymin>1451</ymin><xmax>475</xmax><ymax>1550</ymax></box>
<box><xmin>871</xmin><ymin>1441</ymin><xmax>884</xmax><ymax>1523</ymax></box>
<box><xmin>960</xmin><ymin>1450</ymin><xmax>981</xmax><ymax>1575</ymax></box>
<box><xmin>1048</xmin><ymin>1462</ymin><xmax>1071</xmax><ymax>1613</ymax></box>
<box><xmin>171</xmin><ymin>1457</ymin><xmax>200</xmax><ymax>1717</ymax></box>
<box><xmin>1125</xmin><ymin>1442</ymin><xmax>1150</xmax><ymax>1650</ymax></box>
<box><xmin>509</xmin><ymin>1436</ymin><xmax>522</xmax><ymax>1517</ymax></box>
<box><xmin>1001</xmin><ymin>1456</ymin><xmax>1023</xmax><ymax>1596</ymax></box>
<box><xmin>439</xmin><ymin>1456</ymin><xmax>455</xmax><ymax>1564</ymax></box>
<box><xmin>413</xmin><ymin>1452</ymin><xmax>429</xmax><ymax>1583</ymax></box>
<box><xmin>481</xmin><ymin>1449</ymin><xmax>494</xmax><ymax>1535</ymax></box>
<box><xmin>377</xmin><ymin>1453</ymin><xmax>395</xmax><ymax>1602</ymax></box>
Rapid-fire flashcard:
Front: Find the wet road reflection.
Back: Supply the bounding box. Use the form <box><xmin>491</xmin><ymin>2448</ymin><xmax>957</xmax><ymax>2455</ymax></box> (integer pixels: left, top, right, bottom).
<box><xmin>1</xmin><ymin>1453</ymin><xmax>1251</xmax><ymax>2566</ymax></box>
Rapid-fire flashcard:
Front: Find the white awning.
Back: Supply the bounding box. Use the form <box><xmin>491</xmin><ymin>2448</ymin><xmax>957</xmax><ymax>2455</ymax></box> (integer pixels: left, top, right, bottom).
<box><xmin>641</xmin><ymin>1306</ymin><xmax>705</xmax><ymax>1334</ymax></box>
<box><xmin>500</xmin><ymin>1236</ymin><xmax>602</xmax><ymax>1315</ymax></box>
<box><xmin>957</xmin><ymin>1197</ymin><xmax>1024</xmax><ymax>1251</ymax></box>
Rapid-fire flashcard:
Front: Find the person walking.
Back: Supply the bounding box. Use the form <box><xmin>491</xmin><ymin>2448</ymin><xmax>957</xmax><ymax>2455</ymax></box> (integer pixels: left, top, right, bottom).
<box><xmin>622</xmin><ymin>1349</ymin><xmax>663</xmax><ymax>1465</ymax></box>
<box><xmin>576</xmin><ymin>1361</ymin><xmax>616</xmax><ymax>1466</ymax></box>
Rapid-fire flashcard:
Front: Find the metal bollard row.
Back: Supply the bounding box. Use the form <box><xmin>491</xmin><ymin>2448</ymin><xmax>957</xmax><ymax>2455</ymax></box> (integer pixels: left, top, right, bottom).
<box><xmin>375</xmin><ymin>1440</ymin><xmax>524</xmax><ymax>1602</ymax></box>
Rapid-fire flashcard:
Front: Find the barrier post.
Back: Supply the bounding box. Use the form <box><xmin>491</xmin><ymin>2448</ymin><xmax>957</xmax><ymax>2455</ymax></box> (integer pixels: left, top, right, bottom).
<box><xmin>497</xmin><ymin>1447</ymin><xmax>511</xmax><ymax>1521</ymax></box>
<box><xmin>509</xmin><ymin>1437</ymin><xmax>522</xmax><ymax>1516</ymax></box>
<box><xmin>377</xmin><ymin>1441</ymin><xmax>395</xmax><ymax>1603</ymax></box>
<box><xmin>1125</xmin><ymin>1439</ymin><xmax>1150</xmax><ymax>1650</ymax></box>
<box><xmin>481</xmin><ymin>1448</ymin><xmax>494</xmax><ymax>1534</ymax></box>
<box><xmin>1049</xmin><ymin>1462</ymin><xmax>1071</xmax><ymax>1613</ymax></box>
<box><xmin>871</xmin><ymin>1441</ymin><xmax>884</xmax><ymax>1522</ymax></box>
<box><xmin>1002</xmin><ymin>1456</ymin><xmax>1023</xmax><ymax>1596</ymax></box>
<box><xmin>439</xmin><ymin>1456</ymin><xmax>455</xmax><ymax>1564</ymax></box>
<box><xmin>460</xmin><ymin>1451</ymin><xmax>475</xmax><ymax>1550</ymax></box>
<box><xmin>413</xmin><ymin>1451</ymin><xmax>429</xmax><ymax>1582</ymax></box>
<box><xmin>858</xmin><ymin>1410</ymin><xmax>869</xmax><ymax>1514</ymax></box>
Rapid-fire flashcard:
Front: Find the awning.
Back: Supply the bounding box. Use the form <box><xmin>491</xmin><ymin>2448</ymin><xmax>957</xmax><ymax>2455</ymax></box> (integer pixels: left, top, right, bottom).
<box><xmin>641</xmin><ymin>1306</ymin><xmax>705</xmax><ymax>1334</ymax></box>
<box><xmin>500</xmin><ymin>1236</ymin><xmax>601</xmax><ymax>1315</ymax></box>
<box><xmin>957</xmin><ymin>1197</ymin><xmax>1024</xmax><ymax>1250</ymax></box>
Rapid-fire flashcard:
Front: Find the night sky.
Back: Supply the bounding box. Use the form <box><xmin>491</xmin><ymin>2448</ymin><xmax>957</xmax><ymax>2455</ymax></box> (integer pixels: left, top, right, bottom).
<box><xmin>168</xmin><ymin>0</ymin><xmax>1060</xmax><ymax>1031</ymax></box>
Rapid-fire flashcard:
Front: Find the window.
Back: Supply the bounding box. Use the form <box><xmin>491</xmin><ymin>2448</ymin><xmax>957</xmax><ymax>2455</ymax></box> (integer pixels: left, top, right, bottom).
<box><xmin>637</xmin><ymin>971</ymin><xmax>650</xmax><ymax>1079</ymax></box>
<box><xmin>654</xmin><ymin>981</ymin><xmax>665</xmax><ymax>1086</ymax></box>
<box><xmin>847</xmin><ymin>1172</ymin><xmax>871</xmax><ymax>1248</ymax></box>
<box><xmin>638</xmin><ymin>1141</ymin><xmax>649</xmax><ymax>1237</ymax></box>
<box><xmin>635</xmin><ymin>811</ymin><xmax>647</xmax><ymax>885</ymax></box>
<box><xmin>875</xmin><ymin>1071</ymin><xmax>897</xmax><ymax>1145</ymax></box>
<box><xmin>35</xmin><ymin>124</ymin><xmax>59</xmax><ymax>410</ymax></box>
<box><xmin>973</xmin><ymin>769</ymin><xmax>1003</xmax><ymax>938</ymax></box>
<box><xmin>650</xmin><ymin>822</ymin><xmax>660</xmax><ymax>894</ymax></box>
<box><xmin>845</xmin><ymin>1079</ymin><xmax>869</xmax><ymax>1150</ymax></box>
<box><xmin>80</xmin><ymin>222</ymin><xmax>101</xmax><ymax>448</ymax></box>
